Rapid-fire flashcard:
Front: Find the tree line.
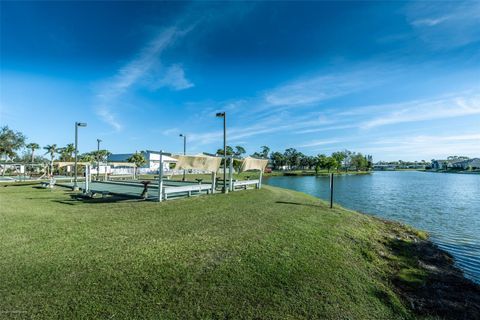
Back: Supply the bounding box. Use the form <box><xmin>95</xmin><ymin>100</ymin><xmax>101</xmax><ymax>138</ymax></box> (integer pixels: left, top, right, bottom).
<box><xmin>0</xmin><ymin>126</ymin><xmax>111</xmax><ymax>175</ymax></box>
<box><xmin>266</xmin><ymin>148</ymin><xmax>372</xmax><ymax>172</ymax></box>
<box><xmin>216</xmin><ymin>145</ymin><xmax>372</xmax><ymax>172</ymax></box>
<box><xmin>1</xmin><ymin>125</ymin><xmax>373</xmax><ymax>175</ymax></box>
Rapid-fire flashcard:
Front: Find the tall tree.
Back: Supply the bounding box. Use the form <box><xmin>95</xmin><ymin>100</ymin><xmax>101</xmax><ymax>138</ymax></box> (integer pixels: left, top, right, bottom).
<box><xmin>315</xmin><ymin>154</ymin><xmax>327</xmax><ymax>174</ymax></box>
<box><xmin>57</xmin><ymin>143</ymin><xmax>75</xmax><ymax>161</ymax></box>
<box><xmin>260</xmin><ymin>146</ymin><xmax>270</xmax><ymax>158</ymax></box>
<box><xmin>26</xmin><ymin>142</ymin><xmax>40</xmax><ymax>163</ymax></box>
<box><xmin>127</xmin><ymin>152</ymin><xmax>146</xmax><ymax>177</ymax></box>
<box><xmin>217</xmin><ymin>146</ymin><xmax>234</xmax><ymax>156</ymax></box>
<box><xmin>284</xmin><ymin>148</ymin><xmax>299</xmax><ymax>170</ymax></box>
<box><xmin>0</xmin><ymin>126</ymin><xmax>26</xmax><ymax>163</ymax></box>
<box><xmin>325</xmin><ymin>157</ymin><xmax>339</xmax><ymax>173</ymax></box>
<box><xmin>269</xmin><ymin>152</ymin><xmax>285</xmax><ymax>170</ymax></box>
<box><xmin>234</xmin><ymin>146</ymin><xmax>246</xmax><ymax>157</ymax></box>
<box><xmin>91</xmin><ymin>149</ymin><xmax>111</xmax><ymax>163</ymax></box>
<box><xmin>331</xmin><ymin>151</ymin><xmax>347</xmax><ymax>172</ymax></box>
<box><xmin>43</xmin><ymin>144</ymin><xmax>58</xmax><ymax>175</ymax></box>
<box><xmin>351</xmin><ymin>153</ymin><xmax>368</xmax><ymax>171</ymax></box>
<box><xmin>78</xmin><ymin>153</ymin><xmax>95</xmax><ymax>163</ymax></box>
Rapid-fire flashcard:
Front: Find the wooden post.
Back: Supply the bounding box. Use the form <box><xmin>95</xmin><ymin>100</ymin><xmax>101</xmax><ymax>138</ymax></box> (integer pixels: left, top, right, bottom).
<box><xmin>158</xmin><ymin>151</ymin><xmax>164</xmax><ymax>202</ymax></box>
<box><xmin>329</xmin><ymin>173</ymin><xmax>334</xmax><ymax>209</ymax></box>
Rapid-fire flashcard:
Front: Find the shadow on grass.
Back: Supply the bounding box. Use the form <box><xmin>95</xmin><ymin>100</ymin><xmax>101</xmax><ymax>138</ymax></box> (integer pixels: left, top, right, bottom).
<box><xmin>49</xmin><ymin>193</ymin><xmax>141</xmax><ymax>205</ymax></box>
<box><xmin>384</xmin><ymin>237</ymin><xmax>480</xmax><ymax>319</ymax></box>
<box><xmin>71</xmin><ymin>193</ymin><xmax>140</xmax><ymax>204</ymax></box>
<box><xmin>275</xmin><ymin>201</ymin><xmax>323</xmax><ymax>208</ymax></box>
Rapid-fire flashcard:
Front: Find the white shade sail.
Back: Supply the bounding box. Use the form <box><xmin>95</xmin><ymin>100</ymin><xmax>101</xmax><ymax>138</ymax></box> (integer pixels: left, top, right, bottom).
<box><xmin>240</xmin><ymin>157</ymin><xmax>268</xmax><ymax>172</ymax></box>
<box><xmin>173</xmin><ymin>155</ymin><xmax>222</xmax><ymax>172</ymax></box>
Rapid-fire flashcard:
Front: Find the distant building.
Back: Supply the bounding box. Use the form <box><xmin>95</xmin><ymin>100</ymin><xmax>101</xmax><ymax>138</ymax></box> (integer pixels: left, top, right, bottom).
<box><xmin>450</xmin><ymin>158</ymin><xmax>480</xmax><ymax>170</ymax></box>
<box><xmin>431</xmin><ymin>160</ymin><xmax>449</xmax><ymax>170</ymax></box>
<box><xmin>431</xmin><ymin>158</ymin><xmax>480</xmax><ymax>170</ymax></box>
<box><xmin>373</xmin><ymin>164</ymin><xmax>396</xmax><ymax>171</ymax></box>
<box><xmin>107</xmin><ymin>150</ymin><xmax>177</xmax><ymax>173</ymax></box>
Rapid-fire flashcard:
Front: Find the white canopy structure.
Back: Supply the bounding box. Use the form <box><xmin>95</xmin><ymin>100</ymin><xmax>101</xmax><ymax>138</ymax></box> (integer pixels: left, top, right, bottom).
<box><xmin>240</xmin><ymin>157</ymin><xmax>269</xmax><ymax>172</ymax></box>
<box><xmin>173</xmin><ymin>155</ymin><xmax>222</xmax><ymax>172</ymax></box>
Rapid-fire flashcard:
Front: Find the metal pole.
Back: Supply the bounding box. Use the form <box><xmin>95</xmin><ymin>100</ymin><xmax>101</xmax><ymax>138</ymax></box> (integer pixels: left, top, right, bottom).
<box><xmin>85</xmin><ymin>165</ymin><xmax>89</xmax><ymax>193</ymax></box>
<box><xmin>158</xmin><ymin>150</ymin><xmax>164</xmax><ymax>202</ymax></box>
<box><xmin>259</xmin><ymin>169</ymin><xmax>263</xmax><ymax>189</ymax></box>
<box><xmin>73</xmin><ymin>122</ymin><xmax>78</xmax><ymax>190</ymax></box>
<box><xmin>223</xmin><ymin>114</ymin><xmax>227</xmax><ymax>193</ymax></box>
<box><xmin>229</xmin><ymin>156</ymin><xmax>234</xmax><ymax>191</ymax></box>
<box><xmin>183</xmin><ymin>135</ymin><xmax>186</xmax><ymax>181</ymax></box>
<box><xmin>96</xmin><ymin>139</ymin><xmax>101</xmax><ymax>181</ymax></box>
<box><xmin>329</xmin><ymin>173</ymin><xmax>334</xmax><ymax>209</ymax></box>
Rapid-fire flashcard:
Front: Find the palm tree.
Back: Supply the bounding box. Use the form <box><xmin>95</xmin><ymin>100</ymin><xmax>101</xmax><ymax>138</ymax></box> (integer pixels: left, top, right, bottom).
<box><xmin>57</xmin><ymin>143</ymin><xmax>75</xmax><ymax>161</ymax></box>
<box><xmin>26</xmin><ymin>143</ymin><xmax>40</xmax><ymax>163</ymax></box>
<box><xmin>234</xmin><ymin>146</ymin><xmax>246</xmax><ymax>157</ymax></box>
<box><xmin>261</xmin><ymin>146</ymin><xmax>270</xmax><ymax>159</ymax></box>
<box><xmin>0</xmin><ymin>126</ymin><xmax>26</xmax><ymax>175</ymax></box>
<box><xmin>127</xmin><ymin>152</ymin><xmax>146</xmax><ymax>177</ymax></box>
<box><xmin>43</xmin><ymin>144</ymin><xmax>57</xmax><ymax>175</ymax></box>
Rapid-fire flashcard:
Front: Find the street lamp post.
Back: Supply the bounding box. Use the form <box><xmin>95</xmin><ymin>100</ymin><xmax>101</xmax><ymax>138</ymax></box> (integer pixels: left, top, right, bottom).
<box><xmin>216</xmin><ymin>112</ymin><xmax>227</xmax><ymax>193</ymax></box>
<box><xmin>96</xmin><ymin>138</ymin><xmax>102</xmax><ymax>181</ymax></box>
<box><xmin>73</xmin><ymin>122</ymin><xmax>87</xmax><ymax>190</ymax></box>
<box><xmin>179</xmin><ymin>134</ymin><xmax>187</xmax><ymax>181</ymax></box>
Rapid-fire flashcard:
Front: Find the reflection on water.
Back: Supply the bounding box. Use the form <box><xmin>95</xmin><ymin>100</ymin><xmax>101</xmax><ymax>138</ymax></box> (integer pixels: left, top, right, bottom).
<box><xmin>264</xmin><ymin>171</ymin><xmax>480</xmax><ymax>283</ymax></box>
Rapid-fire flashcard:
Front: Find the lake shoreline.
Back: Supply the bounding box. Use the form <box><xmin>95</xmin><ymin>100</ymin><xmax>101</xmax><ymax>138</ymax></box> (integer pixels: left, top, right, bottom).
<box><xmin>375</xmin><ymin>218</ymin><xmax>480</xmax><ymax>318</ymax></box>
<box><xmin>1</xmin><ymin>182</ymin><xmax>479</xmax><ymax>317</ymax></box>
<box><xmin>264</xmin><ymin>172</ymin><xmax>480</xmax><ymax>285</ymax></box>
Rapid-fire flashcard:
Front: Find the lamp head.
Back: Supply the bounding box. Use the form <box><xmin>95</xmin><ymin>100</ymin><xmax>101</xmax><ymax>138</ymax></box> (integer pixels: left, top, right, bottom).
<box><xmin>215</xmin><ymin>112</ymin><xmax>225</xmax><ymax>118</ymax></box>
<box><xmin>76</xmin><ymin>122</ymin><xmax>87</xmax><ymax>127</ymax></box>
<box><xmin>179</xmin><ymin>134</ymin><xmax>184</xmax><ymax>137</ymax></box>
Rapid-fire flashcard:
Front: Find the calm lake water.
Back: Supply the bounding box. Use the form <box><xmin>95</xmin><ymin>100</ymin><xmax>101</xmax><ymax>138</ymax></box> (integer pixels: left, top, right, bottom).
<box><xmin>264</xmin><ymin>171</ymin><xmax>480</xmax><ymax>283</ymax></box>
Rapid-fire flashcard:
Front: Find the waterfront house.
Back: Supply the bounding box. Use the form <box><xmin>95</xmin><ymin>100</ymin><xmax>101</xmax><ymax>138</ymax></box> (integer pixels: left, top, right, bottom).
<box><xmin>431</xmin><ymin>160</ymin><xmax>448</xmax><ymax>170</ymax></box>
<box><xmin>432</xmin><ymin>158</ymin><xmax>480</xmax><ymax>170</ymax></box>
<box><xmin>451</xmin><ymin>158</ymin><xmax>480</xmax><ymax>170</ymax></box>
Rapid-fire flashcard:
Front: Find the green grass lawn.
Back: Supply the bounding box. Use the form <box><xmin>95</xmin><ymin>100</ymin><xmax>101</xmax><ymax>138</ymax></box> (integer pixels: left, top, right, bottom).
<box><xmin>0</xmin><ymin>184</ymin><xmax>428</xmax><ymax>319</ymax></box>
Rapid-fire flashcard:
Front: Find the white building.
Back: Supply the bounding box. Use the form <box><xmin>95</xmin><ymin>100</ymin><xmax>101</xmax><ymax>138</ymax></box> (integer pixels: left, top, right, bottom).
<box><xmin>103</xmin><ymin>150</ymin><xmax>178</xmax><ymax>174</ymax></box>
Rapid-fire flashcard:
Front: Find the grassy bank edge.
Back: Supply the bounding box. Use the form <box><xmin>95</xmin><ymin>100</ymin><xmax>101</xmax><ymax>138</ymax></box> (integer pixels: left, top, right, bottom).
<box><xmin>0</xmin><ymin>183</ymin><xmax>478</xmax><ymax>319</ymax></box>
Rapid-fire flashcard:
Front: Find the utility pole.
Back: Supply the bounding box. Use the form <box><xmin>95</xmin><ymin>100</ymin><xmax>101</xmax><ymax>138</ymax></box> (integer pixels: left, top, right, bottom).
<box><xmin>73</xmin><ymin>122</ymin><xmax>87</xmax><ymax>190</ymax></box>
<box><xmin>96</xmin><ymin>138</ymin><xmax>102</xmax><ymax>181</ymax></box>
<box><xmin>179</xmin><ymin>134</ymin><xmax>187</xmax><ymax>181</ymax></box>
<box><xmin>216</xmin><ymin>112</ymin><xmax>227</xmax><ymax>193</ymax></box>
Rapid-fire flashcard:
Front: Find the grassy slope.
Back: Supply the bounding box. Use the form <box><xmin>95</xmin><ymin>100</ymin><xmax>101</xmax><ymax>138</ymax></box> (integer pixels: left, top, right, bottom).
<box><xmin>0</xmin><ymin>185</ymin><xmax>426</xmax><ymax>319</ymax></box>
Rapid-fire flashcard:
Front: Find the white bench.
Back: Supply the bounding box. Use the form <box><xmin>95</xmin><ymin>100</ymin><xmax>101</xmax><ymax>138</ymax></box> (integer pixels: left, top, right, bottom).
<box><xmin>163</xmin><ymin>184</ymin><xmax>212</xmax><ymax>200</ymax></box>
<box><xmin>232</xmin><ymin>179</ymin><xmax>260</xmax><ymax>190</ymax></box>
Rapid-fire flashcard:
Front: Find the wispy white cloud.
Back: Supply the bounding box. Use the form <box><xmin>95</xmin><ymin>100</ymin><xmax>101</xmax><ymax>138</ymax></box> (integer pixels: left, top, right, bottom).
<box><xmin>406</xmin><ymin>1</ymin><xmax>480</xmax><ymax>48</ymax></box>
<box><xmin>263</xmin><ymin>69</ymin><xmax>383</xmax><ymax>108</ymax></box>
<box><xmin>411</xmin><ymin>17</ymin><xmax>449</xmax><ymax>27</ymax></box>
<box><xmin>187</xmin><ymin>112</ymin><xmax>340</xmax><ymax>147</ymax></box>
<box><xmin>296</xmin><ymin>124</ymin><xmax>357</xmax><ymax>134</ymax></box>
<box><xmin>298</xmin><ymin>139</ymin><xmax>342</xmax><ymax>148</ymax></box>
<box><xmin>151</xmin><ymin>64</ymin><xmax>194</xmax><ymax>91</ymax></box>
<box><xmin>95</xmin><ymin>25</ymin><xmax>195</xmax><ymax>130</ymax></box>
<box><xmin>361</xmin><ymin>94</ymin><xmax>480</xmax><ymax>129</ymax></box>
<box><xmin>360</xmin><ymin>133</ymin><xmax>480</xmax><ymax>160</ymax></box>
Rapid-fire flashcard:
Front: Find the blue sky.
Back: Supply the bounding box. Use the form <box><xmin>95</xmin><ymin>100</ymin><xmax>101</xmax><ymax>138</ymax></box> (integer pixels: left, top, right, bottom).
<box><xmin>1</xmin><ymin>1</ymin><xmax>479</xmax><ymax>161</ymax></box>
